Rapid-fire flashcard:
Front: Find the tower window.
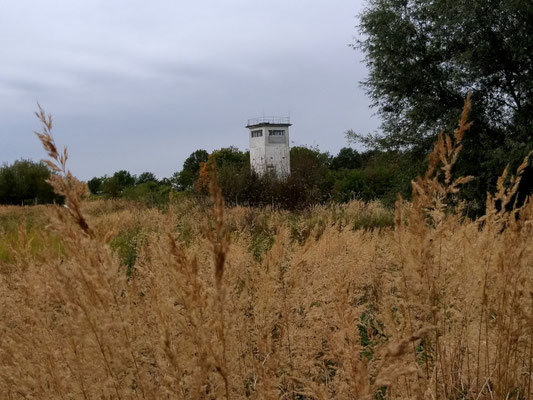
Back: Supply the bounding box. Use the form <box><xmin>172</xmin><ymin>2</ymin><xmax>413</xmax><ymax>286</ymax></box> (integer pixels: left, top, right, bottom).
<box><xmin>251</xmin><ymin>130</ymin><xmax>263</xmax><ymax>138</ymax></box>
<box><xmin>268</xmin><ymin>130</ymin><xmax>285</xmax><ymax>136</ymax></box>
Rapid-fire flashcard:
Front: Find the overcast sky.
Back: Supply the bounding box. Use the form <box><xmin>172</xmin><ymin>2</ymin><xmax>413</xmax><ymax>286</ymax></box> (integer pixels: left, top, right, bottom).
<box><xmin>1</xmin><ymin>0</ymin><xmax>378</xmax><ymax>180</ymax></box>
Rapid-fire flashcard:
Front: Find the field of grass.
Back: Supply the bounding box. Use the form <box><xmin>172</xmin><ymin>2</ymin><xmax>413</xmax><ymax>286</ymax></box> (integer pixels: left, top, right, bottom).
<box><xmin>1</xmin><ymin>102</ymin><xmax>532</xmax><ymax>399</ymax></box>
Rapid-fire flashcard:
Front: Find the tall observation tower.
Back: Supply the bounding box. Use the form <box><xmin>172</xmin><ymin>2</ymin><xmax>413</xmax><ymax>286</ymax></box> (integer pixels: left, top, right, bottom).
<box><xmin>246</xmin><ymin>116</ymin><xmax>291</xmax><ymax>178</ymax></box>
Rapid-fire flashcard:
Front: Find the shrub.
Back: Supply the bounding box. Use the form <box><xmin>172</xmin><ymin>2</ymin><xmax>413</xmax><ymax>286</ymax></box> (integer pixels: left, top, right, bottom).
<box><xmin>0</xmin><ymin>160</ymin><xmax>63</xmax><ymax>205</ymax></box>
<box><xmin>122</xmin><ymin>181</ymin><xmax>171</xmax><ymax>207</ymax></box>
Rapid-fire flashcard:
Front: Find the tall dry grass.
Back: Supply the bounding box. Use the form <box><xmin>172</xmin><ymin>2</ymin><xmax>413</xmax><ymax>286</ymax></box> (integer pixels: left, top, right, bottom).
<box><xmin>0</xmin><ymin>97</ymin><xmax>532</xmax><ymax>399</ymax></box>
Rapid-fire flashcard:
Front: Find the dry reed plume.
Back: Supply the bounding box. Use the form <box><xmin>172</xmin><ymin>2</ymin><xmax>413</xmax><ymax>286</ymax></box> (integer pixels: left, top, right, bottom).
<box><xmin>0</xmin><ymin>97</ymin><xmax>531</xmax><ymax>399</ymax></box>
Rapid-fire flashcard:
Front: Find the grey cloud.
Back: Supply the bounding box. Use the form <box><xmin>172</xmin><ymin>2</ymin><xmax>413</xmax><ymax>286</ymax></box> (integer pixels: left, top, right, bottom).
<box><xmin>0</xmin><ymin>0</ymin><xmax>379</xmax><ymax>180</ymax></box>
<box><xmin>0</xmin><ymin>78</ymin><xmax>50</xmax><ymax>94</ymax></box>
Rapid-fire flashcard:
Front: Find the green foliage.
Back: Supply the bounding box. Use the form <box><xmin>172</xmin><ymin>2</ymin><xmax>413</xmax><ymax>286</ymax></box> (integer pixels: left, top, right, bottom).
<box><xmin>0</xmin><ymin>209</ymin><xmax>64</xmax><ymax>262</ymax></box>
<box><xmin>331</xmin><ymin>147</ymin><xmax>362</xmax><ymax>170</ymax></box>
<box><xmin>243</xmin><ymin>211</ymin><xmax>275</xmax><ymax>261</ymax></box>
<box><xmin>0</xmin><ymin>160</ymin><xmax>62</xmax><ymax>205</ymax></box>
<box><xmin>279</xmin><ymin>146</ymin><xmax>332</xmax><ymax>207</ymax></box>
<box><xmin>356</xmin><ymin>285</ymin><xmax>386</xmax><ymax>362</ymax></box>
<box><xmin>352</xmin><ymin>210</ymin><xmax>394</xmax><ymax>231</ymax></box>
<box><xmin>360</xmin><ymin>165</ymin><xmax>395</xmax><ymax>200</ymax></box>
<box><xmin>331</xmin><ymin>151</ymin><xmax>403</xmax><ymax>205</ymax></box>
<box><xmin>88</xmin><ymin>169</ymin><xmax>171</xmax><ymax>205</ymax></box>
<box><xmin>287</xmin><ymin>211</ymin><xmax>328</xmax><ymax>244</ymax></box>
<box><xmin>94</xmin><ymin>170</ymin><xmax>136</xmax><ymax>198</ymax></box>
<box><xmin>109</xmin><ymin>227</ymin><xmax>143</xmax><ymax>277</ymax></box>
<box><xmin>172</xmin><ymin>149</ymin><xmax>209</xmax><ymax>191</ymax></box>
<box><xmin>290</xmin><ymin>146</ymin><xmax>331</xmax><ymax>176</ymax></box>
<box><xmin>195</xmin><ymin>145</ymin><xmax>403</xmax><ymax>210</ymax></box>
<box><xmin>136</xmin><ymin>172</ymin><xmax>157</xmax><ymax>185</ymax></box>
<box><xmin>212</xmin><ymin>146</ymin><xmax>248</xmax><ymax>168</ymax></box>
<box><xmin>101</xmin><ymin>176</ymin><xmax>121</xmax><ymax>198</ymax></box>
<box><xmin>87</xmin><ymin>176</ymin><xmax>103</xmax><ymax>195</ymax></box>
<box><xmin>81</xmin><ymin>143</ymin><xmax>414</xmax><ymax>211</ymax></box>
<box><xmin>217</xmin><ymin>162</ymin><xmax>250</xmax><ymax>202</ymax></box>
<box><xmin>113</xmin><ymin>170</ymin><xmax>136</xmax><ymax>189</ymax></box>
<box><xmin>333</xmin><ymin>170</ymin><xmax>371</xmax><ymax>202</ymax></box>
<box><xmin>356</xmin><ymin>0</ymin><xmax>533</xmax><ymax>211</ymax></box>
<box><xmin>122</xmin><ymin>181</ymin><xmax>171</xmax><ymax>207</ymax></box>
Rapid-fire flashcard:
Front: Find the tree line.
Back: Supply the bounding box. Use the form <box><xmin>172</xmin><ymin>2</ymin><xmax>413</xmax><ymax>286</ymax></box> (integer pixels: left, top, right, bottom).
<box><xmin>2</xmin><ymin>0</ymin><xmax>531</xmax><ymax>210</ymax></box>
<box><xmin>2</xmin><ymin>135</ymin><xmax>530</xmax><ymax>212</ymax></box>
<box><xmin>84</xmin><ymin>145</ymin><xmax>410</xmax><ymax>209</ymax></box>
<box><xmin>0</xmin><ymin>145</ymin><xmax>415</xmax><ymax>209</ymax></box>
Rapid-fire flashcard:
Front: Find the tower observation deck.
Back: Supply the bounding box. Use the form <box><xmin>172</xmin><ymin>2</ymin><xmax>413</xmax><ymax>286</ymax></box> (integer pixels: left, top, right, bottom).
<box><xmin>246</xmin><ymin>116</ymin><xmax>291</xmax><ymax>178</ymax></box>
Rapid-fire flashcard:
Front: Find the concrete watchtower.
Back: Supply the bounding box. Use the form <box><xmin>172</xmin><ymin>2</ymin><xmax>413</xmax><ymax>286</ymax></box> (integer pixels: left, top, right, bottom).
<box><xmin>246</xmin><ymin>116</ymin><xmax>291</xmax><ymax>178</ymax></box>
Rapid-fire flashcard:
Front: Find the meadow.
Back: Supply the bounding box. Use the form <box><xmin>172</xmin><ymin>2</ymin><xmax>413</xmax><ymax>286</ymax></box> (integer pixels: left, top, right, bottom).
<box><xmin>0</xmin><ymin>100</ymin><xmax>532</xmax><ymax>399</ymax></box>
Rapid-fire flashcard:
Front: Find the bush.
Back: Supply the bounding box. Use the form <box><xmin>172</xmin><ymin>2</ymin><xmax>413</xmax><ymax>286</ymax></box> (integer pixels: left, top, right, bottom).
<box><xmin>122</xmin><ymin>181</ymin><xmax>171</xmax><ymax>207</ymax></box>
<box><xmin>109</xmin><ymin>226</ymin><xmax>143</xmax><ymax>277</ymax></box>
<box><xmin>0</xmin><ymin>160</ymin><xmax>63</xmax><ymax>205</ymax></box>
<box><xmin>333</xmin><ymin>170</ymin><xmax>372</xmax><ymax>202</ymax></box>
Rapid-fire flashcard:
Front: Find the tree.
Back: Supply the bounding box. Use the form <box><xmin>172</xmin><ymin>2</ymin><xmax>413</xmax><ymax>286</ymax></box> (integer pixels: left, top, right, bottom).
<box><xmin>331</xmin><ymin>147</ymin><xmax>362</xmax><ymax>170</ymax></box>
<box><xmin>113</xmin><ymin>170</ymin><xmax>136</xmax><ymax>189</ymax></box>
<box><xmin>101</xmin><ymin>176</ymin><xmax>121</xmax><ymax>198</ymax></box>
<box><xmin>87</xmin><ymin>177</ymin><xmax>103</xmax><ymax>194</ymax></box>
<box><xmin>355</xmin><ymin>0</ymin><xmax>533</xmax><ymax>211</ymax></box>
<box><xmin>136</xmin><ymin>172</ymin><xmax>157</xmax><ymax>185</ymax></box>
<box><xmin>286</xmin><ymin>146</ymin><xmax>333</xmax><ymax>205</ymax></box>
<box><xmin>0</xmin><ymin>160</ymin><xmax>62</xmax><ymax>205</ymax></box>
<box><xmin>159</xmin><ymin>177</ymin><xmax>172</xmax><ymax>187</ymax></box>
<box><xmin>290</xmin><ymin>146</ymin><xmax>330</xmax><ymax>175</ymax></box>
<box><xmin>122</xmin><ymin>181</ymin><xmax>171</xmax><ymax>207</ymax></box>
<box><xmin>211</xmin><ymin>146</ymin><xmax>248</xmax><ymax>169</ymax></box>
<box><xmin>333</xmin><ymin>170</ymin><xmax>370</xmax><ymax>202</ymax></box>
<box><xmin>173</xmin><ymin>149</ymin><xmax>209</xmax><ymax>191</ymax></box>
<box><xmin>98</xmin><ymin>170</ymin><xmax>135</xmax><ymax>198</ymax></box>
<box><xmin>209</xmin><ymin>147</ymin><xmax>249</xmax><ymax>199</ymax></box>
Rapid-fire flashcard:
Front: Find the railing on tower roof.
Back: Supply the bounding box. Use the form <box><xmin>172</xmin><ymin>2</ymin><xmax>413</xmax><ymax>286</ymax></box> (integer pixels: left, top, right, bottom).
<box><xmin>246</xmin><ymin>116</ymin><xmax>291</xmax><ymax>127</ymax></box>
